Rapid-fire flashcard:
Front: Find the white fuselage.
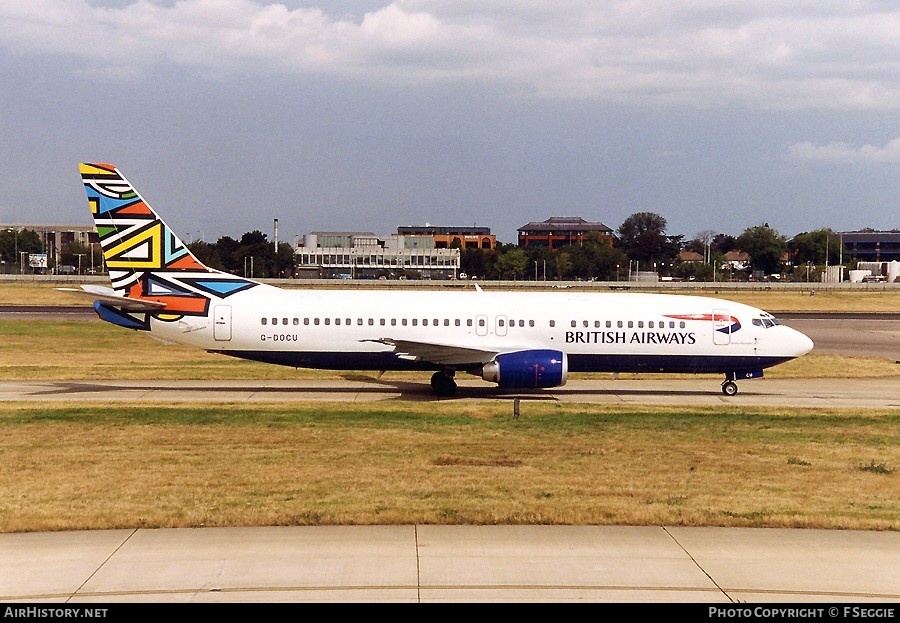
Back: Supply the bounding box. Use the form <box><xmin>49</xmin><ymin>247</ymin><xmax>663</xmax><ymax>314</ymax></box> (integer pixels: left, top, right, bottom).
<box><xmin>147</xmin><ymin>285</ymin><xmax>814</xmax><ymax>375</ymax></box>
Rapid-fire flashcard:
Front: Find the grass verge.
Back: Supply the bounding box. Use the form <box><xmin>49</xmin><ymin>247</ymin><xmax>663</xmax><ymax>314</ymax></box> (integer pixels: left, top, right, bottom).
<box><xmin>0</xmin><ymin>401</ymin><xmax>897</xmax><ymax>533</ymax></box>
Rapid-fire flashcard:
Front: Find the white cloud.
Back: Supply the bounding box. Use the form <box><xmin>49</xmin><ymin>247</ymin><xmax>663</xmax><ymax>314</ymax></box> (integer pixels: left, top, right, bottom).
<box><xmin>1</xmin><ymin>0</ymin><xmax>898</xmax><ymax>109</ymax></box>
<box><xmin>788</xmin><ymin>136</ymin><xmax>900</xmax><ymax>164</ymax></box>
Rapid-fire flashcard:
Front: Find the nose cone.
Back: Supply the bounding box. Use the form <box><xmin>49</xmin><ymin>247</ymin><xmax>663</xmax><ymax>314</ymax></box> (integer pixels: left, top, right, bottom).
<box><xmin>787</xmin><ymin>327</ymin><xmax>815</xmax><ymax>357</ymax></box>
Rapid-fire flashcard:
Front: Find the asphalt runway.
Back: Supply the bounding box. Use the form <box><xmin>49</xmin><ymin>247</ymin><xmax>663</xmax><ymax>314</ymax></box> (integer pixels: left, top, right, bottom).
<box><xmin>1</xmin><ymin>376</ymin><xmax>898</xmax><ymax>409</ymax></box>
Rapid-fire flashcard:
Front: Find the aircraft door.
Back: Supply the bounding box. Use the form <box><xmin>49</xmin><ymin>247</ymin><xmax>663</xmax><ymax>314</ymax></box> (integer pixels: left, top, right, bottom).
<box><xmin>475</xmin><ymin>314</ymin><xmax>489</xmax><ymax>336</ymax></box>
<box><xmin>495</xmin><ymin>315</ymin><xmax>508</xmax><ymax>337</ymax></box>
<box><xmin>712</xmin><ymin>308</ymin><xmax>731</xmax><ymax>345</ymax></box>
<box><xmin>214</xmin><ymin>305</ymin><xmax>232</xmax><ymax>341</ymax></box>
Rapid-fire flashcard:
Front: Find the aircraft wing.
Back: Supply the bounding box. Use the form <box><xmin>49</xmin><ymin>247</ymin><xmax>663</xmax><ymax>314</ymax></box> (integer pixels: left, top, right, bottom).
<box><xmin>57</xmin><ymin>285</ymin><xmax>168</xmax><ymax>311</ymax></box>
<box><xmin>363</xmin><ymin>338</ymin><xmax>502</xmax><ymax>366</ymax></box>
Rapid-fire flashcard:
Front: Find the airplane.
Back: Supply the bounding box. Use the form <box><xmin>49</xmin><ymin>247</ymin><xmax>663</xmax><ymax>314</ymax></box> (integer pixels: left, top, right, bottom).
<box><xmin>68</xmin><ymin>162</ymin><xmax>814</xmax><ymax>397</ymax></box>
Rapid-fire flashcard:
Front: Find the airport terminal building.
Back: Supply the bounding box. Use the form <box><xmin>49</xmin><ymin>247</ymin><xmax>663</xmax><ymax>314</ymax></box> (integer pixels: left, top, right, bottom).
<box><xmin>294</xmin><ymin>231</ymin><xmax>461</xmax><ymax>279</ymax></box>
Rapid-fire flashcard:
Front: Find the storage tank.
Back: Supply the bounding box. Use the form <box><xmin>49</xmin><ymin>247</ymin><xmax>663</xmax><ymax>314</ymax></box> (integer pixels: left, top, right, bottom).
<box><xmin>888</xmin><ymin>261</ymin><xmax>900</xmax><ymax>283</ymax></box>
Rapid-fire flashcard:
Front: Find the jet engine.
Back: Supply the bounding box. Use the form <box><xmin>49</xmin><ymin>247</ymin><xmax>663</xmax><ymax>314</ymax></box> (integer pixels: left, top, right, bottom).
<box><xmin>481</xmin><ymin>350</ymin><xmax>568</xmax><ymax>389</ymax></box>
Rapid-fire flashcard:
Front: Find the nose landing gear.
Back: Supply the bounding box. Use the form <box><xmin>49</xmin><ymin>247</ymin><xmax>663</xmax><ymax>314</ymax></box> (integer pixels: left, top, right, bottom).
<box><xmin>722</xmin><ymin>369</ymin><xmax>764</xmax><ymax>396</ymax></box>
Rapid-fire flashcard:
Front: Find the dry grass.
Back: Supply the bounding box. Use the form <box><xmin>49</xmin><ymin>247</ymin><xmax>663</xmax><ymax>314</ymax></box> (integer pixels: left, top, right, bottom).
<box><xmin>0</xmin><ymin>402</ymin><xmax>896</xmax><ymax>533</ymax></box>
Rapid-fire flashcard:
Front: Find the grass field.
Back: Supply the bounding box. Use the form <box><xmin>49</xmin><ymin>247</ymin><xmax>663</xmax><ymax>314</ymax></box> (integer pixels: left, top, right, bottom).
<box><xmin>0</xmin><ymin>281</ymin><xmax>897</xmax><ymax>533</ymax></box>
<box><xmin>1</xmin><ymin>402</ymin><xmax>897</xmax><ymax>533</ymax></box>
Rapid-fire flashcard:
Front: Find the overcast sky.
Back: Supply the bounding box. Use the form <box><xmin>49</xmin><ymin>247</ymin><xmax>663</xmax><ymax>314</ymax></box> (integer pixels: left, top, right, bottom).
<box><xmin>1</xmin><ymin>0</ymin><xmax>898</xmax><ymax>245</ymax></box>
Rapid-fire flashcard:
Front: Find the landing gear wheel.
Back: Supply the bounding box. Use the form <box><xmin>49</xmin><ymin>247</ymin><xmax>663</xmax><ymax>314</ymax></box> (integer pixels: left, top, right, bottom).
<box><xmin>721</xmin><ymin>380</ymin><xmax>738</xmax><ymax>396</ymax></box>
<box><xmin>430</xmin><ymin>371</ymin><xmax>457</xmax><ymax>396</ymax></box>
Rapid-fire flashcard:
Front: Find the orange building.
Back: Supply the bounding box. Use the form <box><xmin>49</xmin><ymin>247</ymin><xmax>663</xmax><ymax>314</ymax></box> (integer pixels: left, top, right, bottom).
<box><xmin>517</xmin><ymin>217</ymin><xmax>614</xmax><ymax>250</ymax></box>
<box><xmin>396</xmin><ymin>226</ymin><xmax>496</xmax><ymax>249</ymax></box>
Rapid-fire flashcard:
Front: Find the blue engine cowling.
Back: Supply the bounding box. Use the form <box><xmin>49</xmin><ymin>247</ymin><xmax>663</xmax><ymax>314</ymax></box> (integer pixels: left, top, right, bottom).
<box><xmin>481</xmin><ymin>350</ymin><xmax>568</xmax><ymax>389</ymax></box>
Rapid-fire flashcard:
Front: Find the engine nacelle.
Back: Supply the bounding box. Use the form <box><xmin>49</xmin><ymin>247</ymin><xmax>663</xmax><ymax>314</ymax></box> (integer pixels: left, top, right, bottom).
<box><xmin>481</xmin><ymin>350</ymin><xmax>568</xmax><ymax>389</ymax></box>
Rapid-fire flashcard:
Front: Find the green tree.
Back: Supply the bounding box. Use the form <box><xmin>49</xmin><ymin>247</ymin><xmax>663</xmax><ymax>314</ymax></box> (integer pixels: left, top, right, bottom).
<box><xmin>187</xmin><ymin>240</ymin><xmax>225</xmax><ymax>271</ymax></box>
<box><xmin>234</xmin><ymin>230</ymin><xmax>273</xmax><ymax>278</ymax></box>
<box><xmin>492</xmin><ymin>246</ymin><xmax>528</xmax><ymax>280</ymax></box>
<box><xmin>617</xmin><ymin>212</ymin><xmax>669</xmax><ymax>265</ymax></box>
<box><xmin>736</xmin><ymin>224</ymin><xmax>787</xmax><ymax>276</ymax></box>
<box><xmin>713</xmin><ymin>233</ymin><xmax>738</xmax><ymax>255</ymax></box>
<box><xmin>0</xmin><ymin>229</ymin><xmax>43</xmax><ymax>269</ymax></box>
<box><xmin>274</xmin><ymin>241</ymin><xmax>296</xmax><ymax>278</ymax></box>
<box><xmin>58</xmin><ymin>241</ymin><xmax>91</xmax><ymax>273</ymax></box>
<box><xmin>554</xmin><ymin>250</ymin><xmax>573</xmax><ymax>280</ymax></box>
<box><xmin>789</xmin><ymin>229</ymin><xmax>846</xmax><ymax>266</ymax></box>
<box><xmin>460</xmin><ymin>247</ymin><xmax>491</xmax><ymax>279</ymax></box>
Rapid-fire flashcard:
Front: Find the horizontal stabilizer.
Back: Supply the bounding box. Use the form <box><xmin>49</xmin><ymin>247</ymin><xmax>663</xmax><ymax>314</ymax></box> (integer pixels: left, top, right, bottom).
<box><xmin>56</xmin><ymin>285</ymin><xmax>168</xmax><ymax>311</ymax></box>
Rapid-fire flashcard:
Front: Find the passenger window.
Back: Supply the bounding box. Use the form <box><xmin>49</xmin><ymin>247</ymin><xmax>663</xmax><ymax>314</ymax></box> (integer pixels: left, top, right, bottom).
<box><xmin>617</xmin><ymin>321</ymin><xmax>623</xmax><ymax>328</ymax></box>
<box><xmin>627</xmin><ymin>321</ymin><xmax>633</xmax><ymax>328</ymax></box>
<box><xmin>293</xmin><ymin>318</ymin><xmax>299</xmax><ymax>325</ymax></box>
<box><xmin>583</xmin><ymin>320</ymin><xmax>589</xmax><ymax>328</ymax></box>
<box><xmin>423</xmin><ymin>319</ymin><xmax>428</xmax><ymax>326</ymax></box>
<box><xmin>335</xmin><ymin>318</ymin><xmax>341</xmax><ymax>325</ymax></box>
<box><xmin>444</xmin><ymin>319</ymin><xmax>450</xmax><ymax>326</ymax></box>
<box><xmin>412</xmin><ymin>319</ymin><xmax>418</xmax><ymax>326</ymax></box>
<box><xmin>478</xmin><ymin>318</ymin><xmax>486</xmax><ymax>327</ymax></box>
<box><xmin>550</xmin><ymin>320</ymin><xmax>556</xmax><ymax>328</ymax></box>
<box><xmin>304</xmin><ymin>318</ymin><xmax>310</xmax><ymax>326</ymax></box>
<box><xmin>680</xmin><ymin>322</ymin><xmax>686</xmax><ymax>329</ymax></box>
<box><xmin>368</xmin><ymin>318</ymin><xmax>374</xmax><ymax>326</ymax></box>
<box><xmin>529</xmin><ymin>320</ymin><xmax>534</xmax><ymax>327</ymax></box>
<box><xmin>324</xmin><ymin>318</ymin><xmax>330</xmax><ymax>325</ymax></box>
<box><xmin>455</xmin><ymin>319</ymin><xmax>461</xmax><ymax>327</ymax></box>
<box><xmin>571</xmin><ymin>320</ymin><xmax>577</xmax><ymax>328</ymax></box>
<box><xmin>271</xmin><ymin>317</ymin><xmax>277</xmax><ymax>325</ymax></box>
<box><xmin>594</xmin><ymin>321</ymin><xmax>601</xmax><ymax>328</ymax></box>
<box><xmin>606</xmin><ymin>321</ymin><xmax>612</xmax><ymax>328</ymax></box>
<box><xmin>498</xmin><ymin>319</ymin><xmax>505</xmax><ymax>327</ymax></box>
<box><xmin>467</xmin><ymin>319</ymin><xmax>473</xmax><ymax>327</ymax></box>
<box><xmin>282</xmin><ymin>318</ymin><xmax>288</xmax><ymax>325</ymax></box>
<box><xmin>261</xmin><ymin>318</ymin><xmax>267</xmax><ymax>326</ymax></box>
<box><xmin>358</xmin><ymin>318</ymin><xmax>364</xmax><ymax>325</ymax></box>
<box><xmin>402</xmin><ymin>319</ymin><xmax>408</xmax><ymax>326</ymax></box>
<box><xmin>314</xmin><ymin>318</ymin><xmax>320</xmax><ymax>326</ymax></box>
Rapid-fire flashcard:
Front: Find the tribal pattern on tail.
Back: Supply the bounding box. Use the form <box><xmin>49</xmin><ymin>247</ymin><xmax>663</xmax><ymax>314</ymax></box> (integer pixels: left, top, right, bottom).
<box><xmin>80</xmin><ymin>163</ymin><xmax>257</xmax><ymax>328</ymax></box>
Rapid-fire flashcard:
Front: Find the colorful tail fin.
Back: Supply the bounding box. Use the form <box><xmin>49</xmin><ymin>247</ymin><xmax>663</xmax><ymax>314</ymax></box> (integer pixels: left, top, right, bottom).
<box><xmin>79</xmin><ymin>163</ymin><xmax>258</xmax><ymax>326</ymax></box>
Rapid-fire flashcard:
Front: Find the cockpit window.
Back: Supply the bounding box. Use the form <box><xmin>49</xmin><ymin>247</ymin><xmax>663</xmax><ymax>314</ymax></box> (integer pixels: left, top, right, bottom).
<box><xmin>752</xmin><ymin>317</ymin><xmax>780</xmax><ymax>328</ymax></box>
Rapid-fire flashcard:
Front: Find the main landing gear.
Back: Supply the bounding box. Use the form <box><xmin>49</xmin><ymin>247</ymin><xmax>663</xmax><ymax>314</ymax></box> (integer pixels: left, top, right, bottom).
<box><xmin>721</xmin><ymin>380</ymin><xmax>739</xmax><ymax>396</ymax></box>
<box><xmin>430</xmin><ymin>370</ymin><xmax>458</xmax><ymax>396</ymax></box>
